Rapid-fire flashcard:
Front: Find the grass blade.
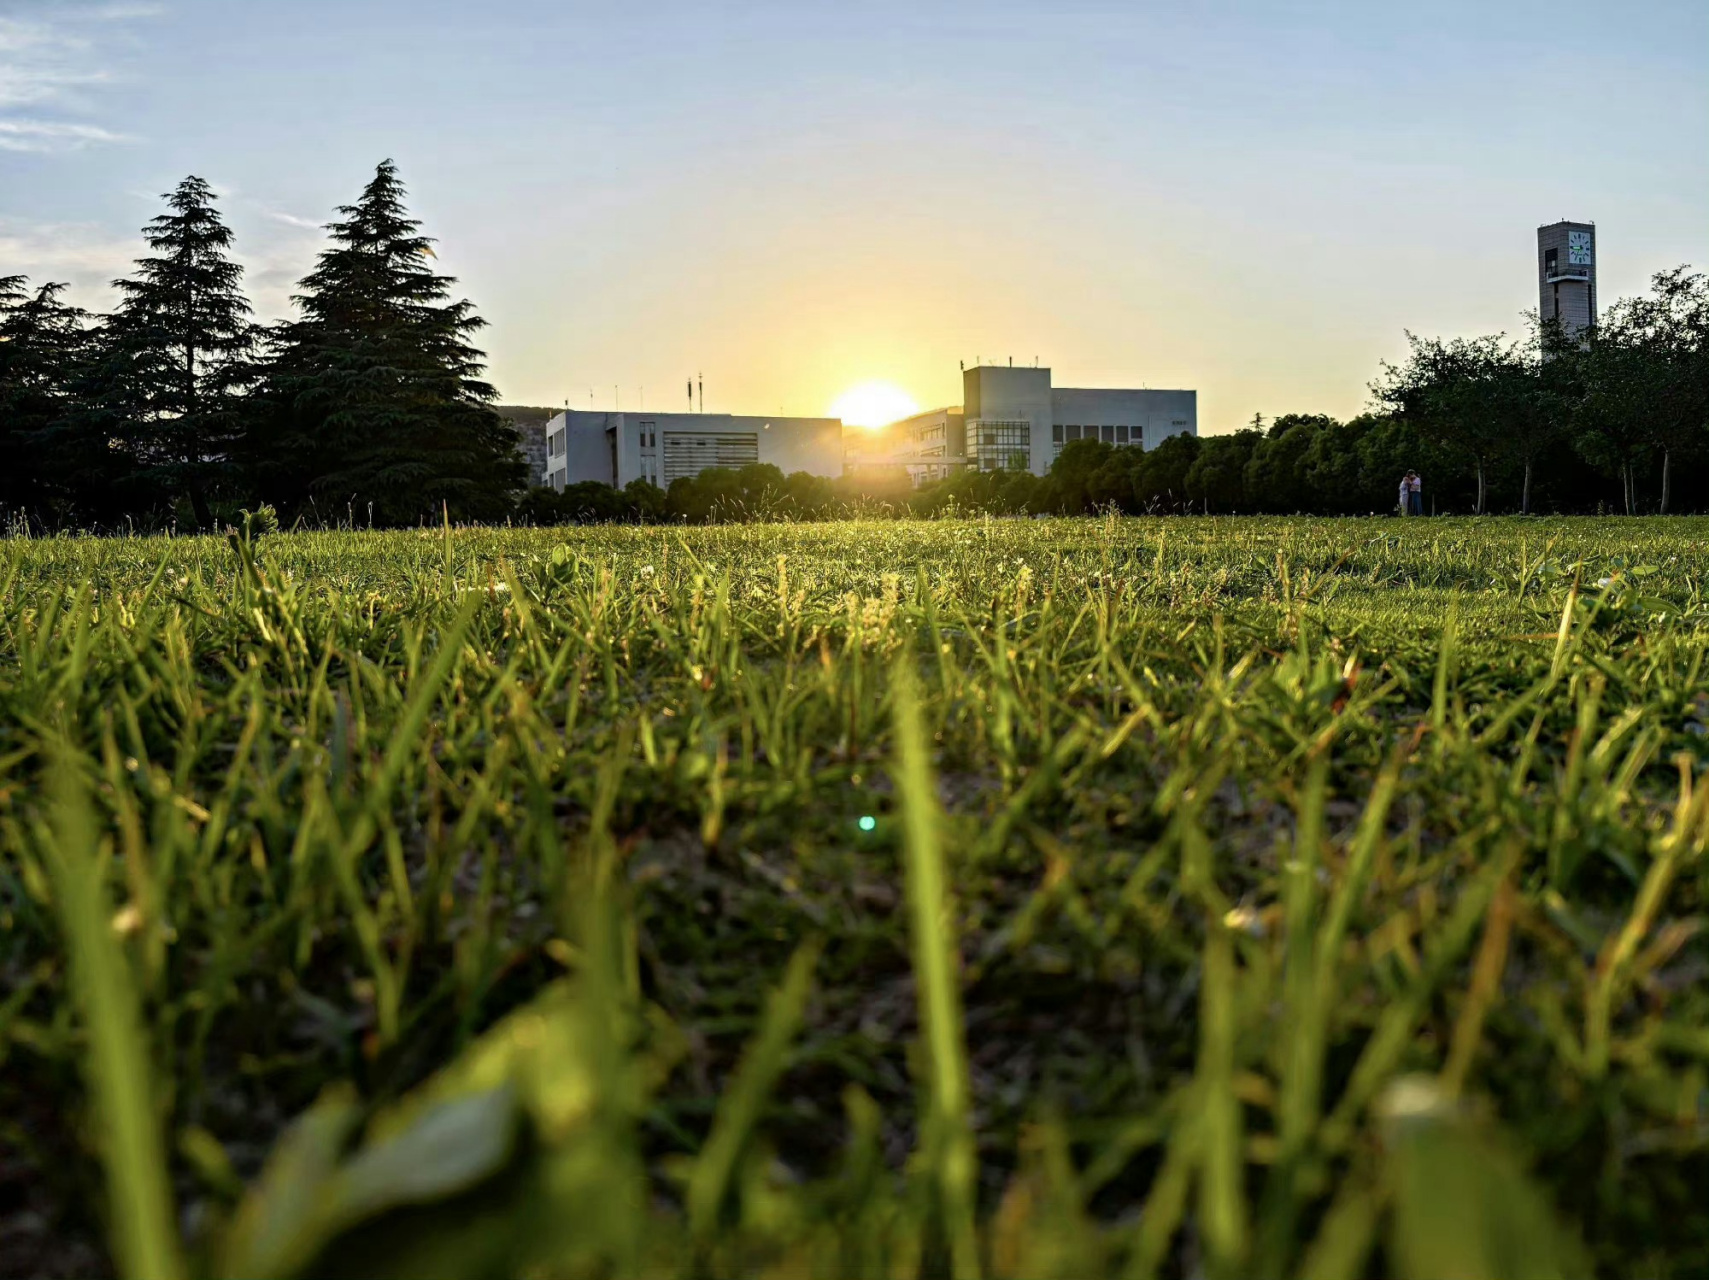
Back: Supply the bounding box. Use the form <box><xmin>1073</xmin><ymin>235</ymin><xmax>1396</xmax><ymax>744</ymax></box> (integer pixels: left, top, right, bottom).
<box><xmin>891</xmin><ymin>654</ymin><xmax>980</xmax><ymax>1280</ymax></box>
<box><xmin>43</xmin><ymin>743</ymin><xmax>185</xmax><ymax>1280</ymax></box>
<box><xmin>687</xmin><ymin>938</ymin><xmax>822</xmax><ymax>1241</ymax></box>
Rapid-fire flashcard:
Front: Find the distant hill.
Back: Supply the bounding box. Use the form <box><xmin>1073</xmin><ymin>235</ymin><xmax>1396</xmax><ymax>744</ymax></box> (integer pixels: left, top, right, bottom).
<box><xmin>495</xmin><ymin>405</ymin><xmax>559</xmax><ymax>423</ymax></box>
<box><xmin>496</xmin><ymin>407</ymin><xmax>557</xmax><ymax>486</ymax></box>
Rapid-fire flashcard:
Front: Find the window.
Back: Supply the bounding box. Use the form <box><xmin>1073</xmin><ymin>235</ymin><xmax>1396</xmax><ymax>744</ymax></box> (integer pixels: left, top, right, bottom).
<box><xmin>662</xmin><ymin>431</ymin><xmax>759</xmax><ymax>482</ymax></box>
<box><xmin>1066</xmin><ymin>425</ymin><xmax>1081</xmax><ymax>442</ymax></box>
<box><xmin>1052</xmin><ymin>424</ymin><xmax>1063</xmax><ymax>443</ymax></box>
<box><xmin>1102</xmin><ymin>425</ymin><xmax>1115</xmax><ymax>443</ymax></box>
<box><xmin>1116</xmin><ymin>425</ymin><xmax>1129</xmax><ymax>444</ymax></box>
<box><xmin>970</xmin><ymin>420</ymin><xmax>1030</xmax><ymax>472</ymax></box>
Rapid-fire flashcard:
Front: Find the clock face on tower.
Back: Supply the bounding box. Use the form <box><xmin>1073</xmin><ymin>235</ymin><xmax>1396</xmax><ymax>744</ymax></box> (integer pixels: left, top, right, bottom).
<box><xmin>1568</xmin><ymin>230</ymin><xmax>1593</xmax><ymax>266</ymax></box>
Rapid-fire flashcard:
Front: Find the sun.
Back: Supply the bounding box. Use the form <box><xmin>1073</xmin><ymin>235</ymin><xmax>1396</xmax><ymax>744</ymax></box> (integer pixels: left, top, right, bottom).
<box><xmin>828</xmin><ymin>380</ymin><xmax>921</xmax><ymax>429</ymax></box>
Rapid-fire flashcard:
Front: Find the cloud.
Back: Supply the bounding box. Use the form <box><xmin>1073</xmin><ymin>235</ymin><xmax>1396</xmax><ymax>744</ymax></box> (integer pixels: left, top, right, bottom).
<box><xmin>243</xmin><ymin>217</ymin><xmax>331</xmax><ymax>322</ymax></box>
<box><xmin>0</xmin><ymin>3</ymin><xmax>152</xmax><ymax>150</ymax></box>
<box><xmin>0</xmin><ymin>118</ymin><xmax>128</xmax><ymax>150</ymax></box>
<box><xmin>0</xmin><ymin>216</ymin><xmax>137</xmax><ymax>306</ymax></box>
<box><xmin>0</xmin><ymin>16</ymin><xmax>98</xmax><ymax>109</ymax></box>
<box><xmin>267</xmin><ymin>210</ymin><xmax>326</xmax><ymax>231</ymax></box>
<box><xmin>0</xmin><ymin>212</ymin><xmax>320</xmax><ymax>323</ymax></box>
<box><xmin>83</xmin><ymin>5</ymin><xmax>167</xmax><ymax>18</ymax></box>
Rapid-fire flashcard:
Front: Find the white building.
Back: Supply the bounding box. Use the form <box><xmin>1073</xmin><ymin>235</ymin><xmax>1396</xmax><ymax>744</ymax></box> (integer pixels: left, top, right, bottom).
<box><xmin>882</xmin><ymin>365</ymin><xmax>1196</xmax><ymax>484</ymax></box>
<box><xmin>892</xmin><ymin>407</ymin><xmax>966</xmax><ymax>486</ymax></box>
<box><xmin>539</xmin><ymin>364</ymin><xmax>1197</xmax><ymax>489</ymax></box>
<box><xmin>542</xmin><ymin>410</ymin><xmax>844</xmax><ymax>490</ymax></box>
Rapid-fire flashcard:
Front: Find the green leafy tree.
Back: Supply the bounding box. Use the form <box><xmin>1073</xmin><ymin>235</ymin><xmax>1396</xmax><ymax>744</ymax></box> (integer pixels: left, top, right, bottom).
<box><xmin>1131</xmin><ymin>432</ymin><xmax>1199</xmax><ymax>511</ymax></box>
<box><xmin>1087</xmin><ymin>446</ymin><xmax>1147</xmax><ymax>512</ymax></box>
<box><xmin>0</xmin><ymin>277</ymin><xmax>93</xmax><ymax>523</ymax></box>
<box><xmin>1375</xmin><ymin>334</ymin><xmax>1508</xmax><ymax>514</ymax></box>
<box><xmin>1185</xmin><ymin>430</ymin><xmax>1260</xmax><ymax>513</ymax></box>
<box><xmin>1489</xmin><ymin>324</ymin><xmax>1569</xmax><ymax>516</ymax></box>
<box><xmin>624</xmin><ymin>478</ymin><xmax>670</xmax><ymax>520</ymax></box>
<box><xmin>1300</xmin><ymin>418</ymin><xmax>1390</xmax><ymax>513</ymax></box>
<box><xmin>1569</xmin><ymin>322</ymin><xmax>1654</xmax><ymax>515</ymax></box>
<box><xmin>1345</xmin><ymin>413</ymin><xmax>1457</xmax><ymax>513</ymax></box>
<box><xmin>98</xmin><ymin>176</ymin><xmax>255</xmax><ymax>528</ymax></box>
<box><xmin>1590</xmin><ymin>268</ymin><xmax>1709</xmax><ymax>513</ymax></box>
<box><xmin>255</xmin><ymin>160</ymin><xmax>525</xmax><ymax>524</ymax></box>
<box><xmin>1046</xmin><ymin>437</ymin><xmax>1116</xmax><ymax>512</ymax></box>
<box><xmin>666</xmin><ymin>468</ymin><xmax>744</xmax><ymax>522</ymax></box>
<box><xmin>1243</xmin><ymin>414</ymin><xmax>1334</xmax><ymax>513</ymax></box>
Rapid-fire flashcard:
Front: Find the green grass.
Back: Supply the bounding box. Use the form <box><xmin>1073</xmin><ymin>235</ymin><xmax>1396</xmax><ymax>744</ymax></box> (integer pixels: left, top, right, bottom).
<box><xmin>2</xmin><ymin>515</ymin><xmax>1707</xmax><ymax>1279</ymax></box>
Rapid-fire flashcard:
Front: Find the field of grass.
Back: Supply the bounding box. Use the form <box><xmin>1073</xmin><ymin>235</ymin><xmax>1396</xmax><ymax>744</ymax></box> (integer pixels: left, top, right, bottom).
<box><xmin>2</xmin><ymin>515</ymin><xmax>1707</xmax><ymax>1279</ymax></box>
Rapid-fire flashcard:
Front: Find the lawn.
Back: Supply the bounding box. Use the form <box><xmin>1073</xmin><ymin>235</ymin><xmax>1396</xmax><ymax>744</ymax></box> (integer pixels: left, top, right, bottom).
<box><xmin>3</xmin><ymin>515</ymin><xmax>1707</xmax><ymax>1279</ymax></box>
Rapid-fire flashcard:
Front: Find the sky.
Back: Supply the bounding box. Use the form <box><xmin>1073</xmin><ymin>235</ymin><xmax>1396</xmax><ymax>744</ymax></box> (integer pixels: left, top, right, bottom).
<box><xmin>2</xmin><ymin>0</ymin><xmax>1705</xmax><ymax>431</ymax></box>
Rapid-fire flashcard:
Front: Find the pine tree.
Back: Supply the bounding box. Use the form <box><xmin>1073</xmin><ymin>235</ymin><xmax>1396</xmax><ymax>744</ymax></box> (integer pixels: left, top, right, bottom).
<box><xmin>100</xmin><ymin>176</ymin><xmax>255</xmax><ymax>528</ymax></box>
<box><xmin>255</xmin><ymin>160</ymin><xmax>525</xmax><ymax>525</ymax></box>
<box><xmin>0</xmin><ymin>276</ymin><xmax>103</xmax><ymax>525</ymax></box>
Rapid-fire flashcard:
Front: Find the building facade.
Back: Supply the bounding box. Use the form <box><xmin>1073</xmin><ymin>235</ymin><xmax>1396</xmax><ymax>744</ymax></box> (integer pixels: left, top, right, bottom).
<box><xmin>882</xmin><ymin>365</ymin><xmax>1197</xmax><ymax>483</ymax></box>
<box><xmin>497</xmin><ymin>407</ymin><xmax>552</xmax><ymax>485</ymax></box>
<box><xmin>1538</xmin><ymin>220</ymin><xmax>1596</xmax><ymax>338</ymax></box>
<box><xmin>543</xmin><ymin>410</ymin><xmax>844</xmax><ymax>490</ymax></box>
<box><xmin>542</xmin><ymin>365</ymin><xmax>1198</xmax><ymax>490</ymax></box>
<box><xmin>879</xmin><ymin>407</ymin><xmax>967</xmax><ymax>487</ymax></box>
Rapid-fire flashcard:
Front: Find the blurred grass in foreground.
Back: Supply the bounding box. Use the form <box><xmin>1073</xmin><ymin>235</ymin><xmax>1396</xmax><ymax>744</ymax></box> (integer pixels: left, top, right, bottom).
<box><xmin>1</xmin><ymin>515</ymin><xmax>1707</xmax><ymax>1278</ymax></box>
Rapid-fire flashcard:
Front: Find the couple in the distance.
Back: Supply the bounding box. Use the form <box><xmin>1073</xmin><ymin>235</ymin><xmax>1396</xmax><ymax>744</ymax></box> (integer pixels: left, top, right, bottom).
<box><xmin>1399</xmin><ymin>471</ymin><xmax>1424</xmax><ymax>516</ymax></box>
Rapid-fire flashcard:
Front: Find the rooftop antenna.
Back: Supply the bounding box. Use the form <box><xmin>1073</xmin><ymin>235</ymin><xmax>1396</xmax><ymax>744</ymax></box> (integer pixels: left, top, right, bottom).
<box><xmin>1009</xmin><ymin>356</ymin><xmax>1013</xmax><ymax>366</ymax></box>
<box><xmin>615</xmin><ymin>385</ymin><xmax>619</xmax><ymax>411</ymax></box>
<box><xmin>687</xmin><ymin>378</ymin><xmax>693</xmax><ymax>412</ymax></box>
<box><xmin>698</xmin><ymin>373</ymin><xmax>703</xmax><ymax>414</ymax></box>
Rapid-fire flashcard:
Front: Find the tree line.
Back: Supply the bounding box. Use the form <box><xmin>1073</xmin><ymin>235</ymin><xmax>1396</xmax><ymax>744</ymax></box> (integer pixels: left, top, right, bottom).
<box><xmin>4</xmin><ymin>163</ymin><xmax>1704</xmax><ymax>529</ymax></box>
<box><xmin>929</xmin><ymin>272</ymin><xmax>1707</xmax><ymax>521</ymax></box>
<box><xmin>530</xmin><ymin>266</ymin><xmax>1708</xmax><ymax>525</ymax></box>
<box><xmin>1</xmin><ymin>162</ymin><xmax>523</xmax><ymax>532</ymax></box>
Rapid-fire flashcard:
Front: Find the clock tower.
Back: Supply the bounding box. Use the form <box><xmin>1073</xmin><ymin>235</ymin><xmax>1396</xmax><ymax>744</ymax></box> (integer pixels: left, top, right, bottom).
<box><xmin>1537</xmin><ymin>220</ymin><xmax>1596</xmax><ymax>341</ymax></box>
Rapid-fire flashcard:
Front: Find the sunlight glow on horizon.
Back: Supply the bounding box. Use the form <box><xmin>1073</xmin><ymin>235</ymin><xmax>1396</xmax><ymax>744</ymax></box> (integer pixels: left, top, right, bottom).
<box><xmin>828</xmin><ymin>380</ymin><xmax>921</xmax><ymax>429</ymax></box>
<box><xmin>3</xmin><ymin>3</ymin><xmax>1701</xmax><ymax>434</ymax></box>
